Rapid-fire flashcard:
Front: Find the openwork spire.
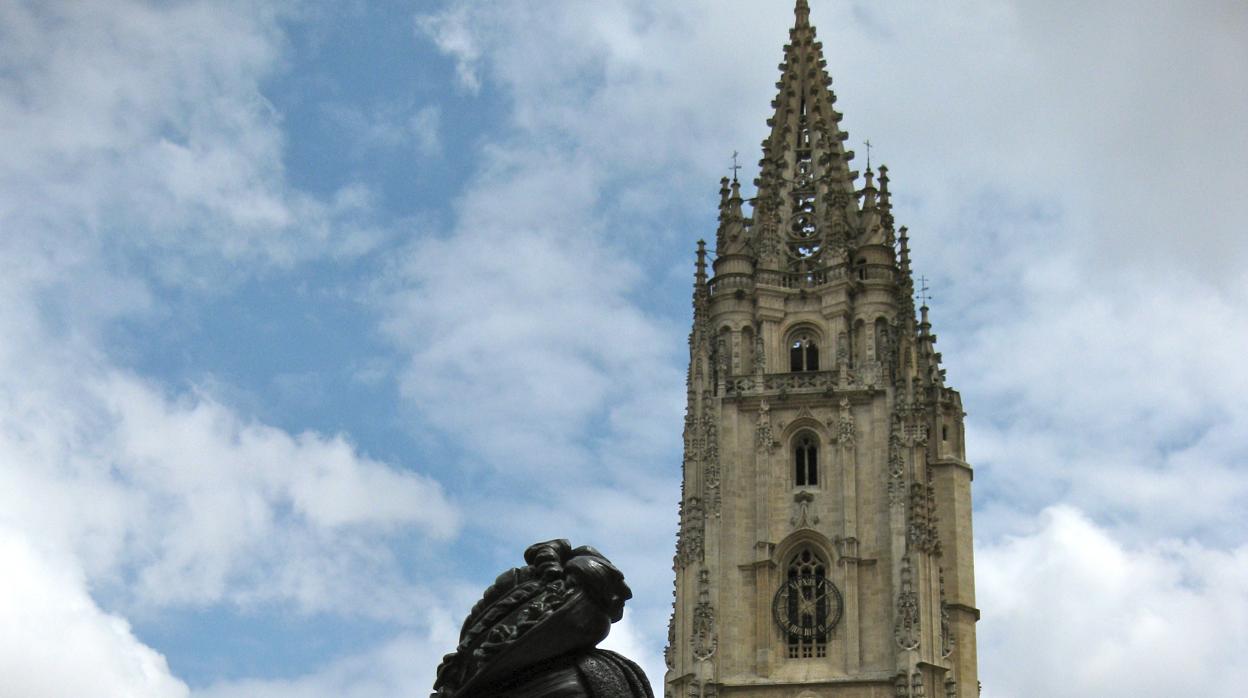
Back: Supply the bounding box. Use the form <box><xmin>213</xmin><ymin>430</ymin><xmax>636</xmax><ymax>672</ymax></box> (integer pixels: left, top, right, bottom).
<box><xmin>753</xmin><ymin>0</ymin><xmax>859</xmax><ymax>273</ymax></box>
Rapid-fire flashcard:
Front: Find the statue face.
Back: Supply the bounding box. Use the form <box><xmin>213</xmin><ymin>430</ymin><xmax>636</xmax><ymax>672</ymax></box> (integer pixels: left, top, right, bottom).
<box><xmin>566</xmin><ymin>552</ymin><xmax>632</xmax><ymax>622</ymax></box>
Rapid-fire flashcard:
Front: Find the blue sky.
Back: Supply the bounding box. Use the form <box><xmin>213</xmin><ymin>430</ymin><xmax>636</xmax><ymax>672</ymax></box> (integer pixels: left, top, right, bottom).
<box><xmin>1</xmin><ymin>1</ymin><xmax>1247</xmax><ymax>697</ymax></box>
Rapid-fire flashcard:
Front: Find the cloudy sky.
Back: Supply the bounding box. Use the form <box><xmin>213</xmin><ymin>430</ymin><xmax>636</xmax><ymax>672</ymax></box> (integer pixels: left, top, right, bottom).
<box><xmin>1</xmin><ymin>1</ymin><xmax>1246</xmax><ymax>696</ymax></box>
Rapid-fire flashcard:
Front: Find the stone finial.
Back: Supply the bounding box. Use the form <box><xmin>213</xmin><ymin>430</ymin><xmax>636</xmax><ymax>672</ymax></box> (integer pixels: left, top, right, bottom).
<box><xmin>898</xmin><ymin>226</ymin><xmax>912</xmax><ymax>279</ymax></box>
<box><xmin>860</xmin><ymin>166</ymin><xmax>878</xmax><ymax>211</ymax></box>
<box><xmin>795</xmin><ymin>0</ymin><xmax>811</xmax><ymax>28</ymax></box>
<box><xmin>695</xmin><ymin>239</ymin><xmax>708</xmax><ymax>288</ymax></box>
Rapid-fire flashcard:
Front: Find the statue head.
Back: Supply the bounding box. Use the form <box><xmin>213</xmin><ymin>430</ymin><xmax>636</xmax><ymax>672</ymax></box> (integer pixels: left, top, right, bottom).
<box><xmin>431</xmin><ymin>539</ymin><xmax>650</xmax><ymax>698</ymax></box>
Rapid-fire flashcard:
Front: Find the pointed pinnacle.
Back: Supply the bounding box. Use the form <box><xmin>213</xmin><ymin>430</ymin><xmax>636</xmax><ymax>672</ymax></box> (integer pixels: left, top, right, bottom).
<box><xmin>795</xmin><ymin>0</ymin><xmax>811</xmax><ymax>28</ymax></box>
<box><xmin>695</xmin><ymin>240</ymin><xmax>708</xmax><ymax>285</ymax></box>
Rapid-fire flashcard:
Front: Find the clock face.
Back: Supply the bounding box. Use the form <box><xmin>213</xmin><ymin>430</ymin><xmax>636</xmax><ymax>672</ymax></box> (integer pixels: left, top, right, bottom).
<box><xmin>772</xmin><ymin>575</ymin><xmax>843</xmax><ymax>638</ymax></box>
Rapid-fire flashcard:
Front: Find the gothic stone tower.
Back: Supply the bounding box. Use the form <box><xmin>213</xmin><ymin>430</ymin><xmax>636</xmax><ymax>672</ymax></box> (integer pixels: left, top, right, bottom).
<box><xmin>665</xmin><ymin>3</ymin><xmax>979</xmax><ymax>698</ymax></box>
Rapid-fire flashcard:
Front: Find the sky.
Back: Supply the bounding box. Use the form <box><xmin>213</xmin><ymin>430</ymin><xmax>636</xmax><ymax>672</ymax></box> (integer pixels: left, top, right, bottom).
<box><xmin>0</xmin><ymin>1</ymin><xmax>1246</xmax><ymax>696</ymax></box>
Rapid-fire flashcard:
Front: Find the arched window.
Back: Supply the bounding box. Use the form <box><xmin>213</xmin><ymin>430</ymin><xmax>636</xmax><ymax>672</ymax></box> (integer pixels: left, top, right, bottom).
<box><xmin>794</xmin><ymin>433</ymin><xmax>818</xmax><ymax>487</ymax></box>
<box><xmin>789</xmin><ymin>333</ymin><xmax>819</xmax><ymax>372</ymax></box>
<box><xmin>785</xmin><ymin>549</ymin><xmax>829</xmax><ymax>658</ymax></box>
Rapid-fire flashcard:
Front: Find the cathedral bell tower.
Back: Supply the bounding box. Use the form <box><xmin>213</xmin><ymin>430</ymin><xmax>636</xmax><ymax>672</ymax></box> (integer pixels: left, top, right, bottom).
<box><xmin>665</xmin><ymin>2</ymin><xmax>980</xmax><ymax>698</ymax></box>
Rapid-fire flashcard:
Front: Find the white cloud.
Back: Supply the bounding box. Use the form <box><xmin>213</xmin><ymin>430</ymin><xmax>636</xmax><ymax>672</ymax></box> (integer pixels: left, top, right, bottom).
<box><xmin>197</xmin><ymin>606</ymin><xmax>465</xmax><ymax>698</ymax></box>
<box><xmin>0</xmin><ymin>0</ymin><xmax>463</xmax><ymax>691</ymax></box>
<box><xmin>415</xmin><ymin>6</ymin><xmax>482</xmax><ymax>93</ymax></box>
<box><xmin>0</xmin><ymin>0</ymin><xmax>379</xmax><ymax>288</ymax></box>
<box><xmin>978</xmin><ymin>506</ymin><xmax>1248</xmax><ymax>697</ymax></box>
<box><xmin>379</xmin><ymin>146</ymin><xmax>683</xmax><ymax>479</ymax></box>
<box><xmin>0</xmin><ymin>361</ymin><xmax>460</xmax><ymax>616</ymax></box>
<box><xmin>958</xmin><ymin>263</ymin><xmax>1248</xmax><ymax>544</ymax></box>
<box><xmin>0</xmin><ymin>527</ymin><xmax>189</xmax><ymax>698</ymax></box>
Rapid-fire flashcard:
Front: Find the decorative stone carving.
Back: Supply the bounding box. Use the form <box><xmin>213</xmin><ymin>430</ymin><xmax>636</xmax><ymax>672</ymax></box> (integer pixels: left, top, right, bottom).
<box><xmin>907</xmin><ymin>483</ymin><xmax>936</xmax><ymax>554</ymax></box>
<box><xmin>895</xmin><ymin>556</ymin><xmax>920</xmax><ymax>650</ymax></box>
<box><xmin>755</xmin><ymin>401</ymin><xmax>777</xmax><ymax>454</ymax></box>
<box><xmin>757</xmin><ymin>221</ymin><xmax>784</xmax><ymax>267</ymax></box>
<box><xmin>907</xmin><ymin>482</ymin><xmax>942</xmax><ymax>555</ymax></box>
<box><xmin>904</xmin><ymin>421</ymin><xmax>929</xmax><ymax>445</ymax></box>
<box><xmin>940</xmin><ymin>568</ymin><xmax>954</xmax><ymax>658</ymax></box>
<box><xmin>911</xmin><ymin>670</ymin><xmax>926</xmax><ymax>698</ymax></box>
<box><xmin>715</xmin><ymin>335</ymin><xmax>729</xmax><ymax>380</ymax></box>
<box><xmin>836</xmin><ymin>398</ymin><xmax>855</xmax><ymax>445</ymax></box>
<box><xmin>725</xmin><ymin>371</ymin><xmax>829</xmax><ymax>395</ymax></box>
<box><xmin>677</xmin><ymin>497</ymin><xmax>705</xmax><ymax>568</ymax></box>
<box><xmin>888</xmin><ymin>415</ymin><xmax>906</xmax><ymax>507</ymax></box>
<box><xmin>690</xmin><ymin>569</ymin><xmax>717</xmax><ymax>660</ymax></box>
<box><xmin>790</xmin><ymin>490</ymin><xmax>818</xmax><ymax>528</ymax></box>
<box><xmin>701</xmin><ymin>399</ymin><xmax>721</xmax><ymax>516</ymax></box>
<box><xmin>753</xmin><ymin>327</ymin><xmax>766</xmax><ymax>375</ymax></box>
<box><xmin>944</xmin><ymin>677</ymin><xmax>958</xmax><ymax>698</ymax></box>
<box><xmin>894</xmin><ymin>673</ymin><xmax>909</xmax><ymax>698</ymax></box>
<box><xmin>678</xmin><ymin>496</ymin><xmax>708</xmax><ymax>569</ymax></box>
<box><xmin>431</xmin><ymin>539</ymin><xmax>652</xmax><ymax>698</ymax></box>
<box><xmin>665</xmin><ymin>611</ymin><xmax>676</xmax><ymax>669</ymax></box>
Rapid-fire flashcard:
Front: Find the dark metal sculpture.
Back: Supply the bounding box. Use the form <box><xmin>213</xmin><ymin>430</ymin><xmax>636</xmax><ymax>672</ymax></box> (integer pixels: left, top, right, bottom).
<box><xmin>432</xmin><ymin>539</ymin><xmax>653</xmax><ymax>698</ymax></box>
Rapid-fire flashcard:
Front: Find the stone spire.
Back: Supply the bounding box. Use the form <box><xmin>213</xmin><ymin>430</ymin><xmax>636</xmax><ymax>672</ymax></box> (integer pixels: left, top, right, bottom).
<box><xmin>753</xmin><ymin>0</ymin><xmax>859</xmax><ymax>272</ymax></box>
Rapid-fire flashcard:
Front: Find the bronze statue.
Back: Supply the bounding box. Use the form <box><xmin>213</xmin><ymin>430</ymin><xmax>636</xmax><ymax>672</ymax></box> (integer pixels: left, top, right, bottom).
<box><xmin>432</xmin><ymin>539</ymin><xmax>653</xmax><ymax>698</ymax></box>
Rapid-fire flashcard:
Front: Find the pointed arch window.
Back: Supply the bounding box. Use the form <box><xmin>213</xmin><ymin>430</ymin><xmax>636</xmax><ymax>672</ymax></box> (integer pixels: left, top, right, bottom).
<box><xmin>789</xmin><ymin>334</ymin><xmax>819</xmax><ymax>372</ymax></box>
<box><xmin>794</xmin><ymin>433</ymin><xmax>818</xmax><ymax>487</ymax></box>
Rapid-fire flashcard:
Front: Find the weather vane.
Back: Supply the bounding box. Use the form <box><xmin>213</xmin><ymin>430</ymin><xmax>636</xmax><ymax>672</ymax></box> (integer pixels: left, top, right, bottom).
<box><xmin>916</xmin><ymin>275</ymin><xmax>932</xmax><ymax>307</ymax></box>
